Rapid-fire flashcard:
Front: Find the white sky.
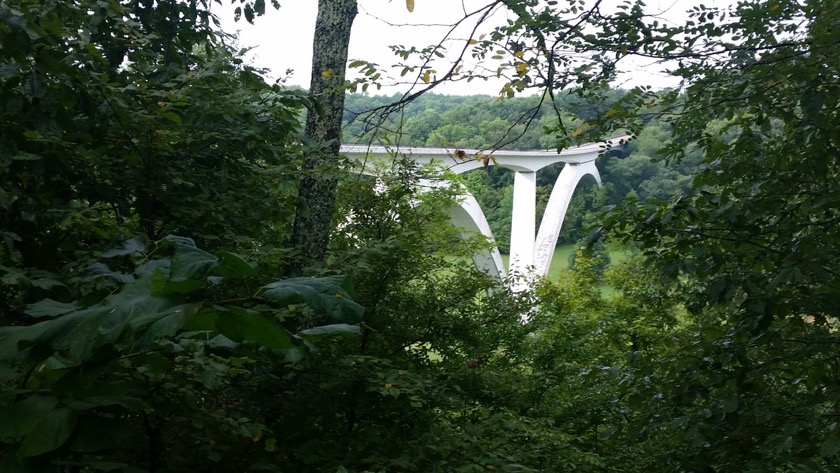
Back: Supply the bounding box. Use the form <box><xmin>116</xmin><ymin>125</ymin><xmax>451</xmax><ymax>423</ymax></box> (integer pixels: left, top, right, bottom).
<box><xmin>215</xmin><ymin>0</ymin><xmax>738</xmax><ymax>96</ymax></box>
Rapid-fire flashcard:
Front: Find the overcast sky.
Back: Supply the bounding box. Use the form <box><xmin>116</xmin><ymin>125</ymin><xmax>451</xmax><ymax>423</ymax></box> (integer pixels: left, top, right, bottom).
<box><xmin>216</xmin><ymin>0</ymin><xmax>737</xmax><ymax>96</ymax></box>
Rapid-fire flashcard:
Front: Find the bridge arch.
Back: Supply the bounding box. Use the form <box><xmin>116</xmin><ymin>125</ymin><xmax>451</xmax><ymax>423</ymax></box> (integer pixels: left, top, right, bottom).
<box><xmin>341</xmin><ymin>136</ymin><xmax>628</xmax><ymax>286</ymax></box>
<box><xmin>533</xmin><ymin>161</ymin><xmax>601</xmax><ymax>277</ymax></box>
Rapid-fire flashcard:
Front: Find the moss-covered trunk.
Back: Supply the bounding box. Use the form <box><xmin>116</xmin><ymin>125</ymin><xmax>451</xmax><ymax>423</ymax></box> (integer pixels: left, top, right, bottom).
<box><xmin>289</xmin><ymin>0</ymin><xmax>357</xmax><ymax>273</ymax></box>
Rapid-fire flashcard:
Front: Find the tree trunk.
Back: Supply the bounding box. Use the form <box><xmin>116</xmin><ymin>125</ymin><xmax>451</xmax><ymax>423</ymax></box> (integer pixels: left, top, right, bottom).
<box><xmin>288</xmin><ymin>0</ymin><xmax>357</xmax><ymax>273</ymax></box>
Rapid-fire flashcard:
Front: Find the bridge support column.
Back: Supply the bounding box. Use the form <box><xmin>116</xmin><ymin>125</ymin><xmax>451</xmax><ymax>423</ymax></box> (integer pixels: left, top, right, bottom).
<box><xmin>509</xmin><ymin>171</ymin><xmax>536</xmax><ymax>287</ymax></box>
<box><xmin>533</xmin><ymin>161</ymin><xmax>601</xmax><ymax>277</ymax></box>
<box><xmin>421</xmin><ymin>179</ymin><xmax>506</xmax><ymax>280</ymax></box>
<box><xmin>448</xmin><ymin>192</ymin><xmax>507</xmax><ymax>281</ymax></box>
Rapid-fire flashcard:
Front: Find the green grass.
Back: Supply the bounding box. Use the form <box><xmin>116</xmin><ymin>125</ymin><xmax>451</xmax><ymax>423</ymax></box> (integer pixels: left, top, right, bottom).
<box><xmin>501</xmin><ymin>244</ymin><xmax>575</xmax><ymax>280</ymax></box>
<box><xmin>607</xmin><ymin>244</ymin><xmax>635</xmax><ymax>265</ymax></box>
<box><xmin>501</xmin><ymin>243</ymin><xmax>635</xmax><ymax>282</ymax></box>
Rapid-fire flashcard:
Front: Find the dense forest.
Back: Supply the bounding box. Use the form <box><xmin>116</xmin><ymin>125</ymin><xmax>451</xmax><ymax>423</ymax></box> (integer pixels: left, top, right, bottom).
<box><xmin>1</xmin><ymin>1</ymin><xmax>839</xmax><ymax>472</ymax></box>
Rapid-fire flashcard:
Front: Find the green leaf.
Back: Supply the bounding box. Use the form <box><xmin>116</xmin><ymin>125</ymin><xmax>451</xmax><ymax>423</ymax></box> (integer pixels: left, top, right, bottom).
<box><xmin>85</xmin><ymin>263</ymin><xmax>135</xmax><ymax>284</ymax></box>
<box><xmin>801</xmin><ymin>91</ymin><xmax>825</xmax><ymax>118</ymax></box>
<box><xmin>0</xmin><ymin>395</ymin><xmax>58</xmax><ymax>438</ymax></box>
<box><xmin>85</xmin><ymin>461</ymin><xmax>136</xmax><ymax>471</ymax></box>
<box><xmin>11</xmin><ymin>152</ymin><xmax>42</xmax><ymax>161</ymax></box>
<box><xmin>299</xmin><ymin>323</ymin><xmax>361</xmax><ymax>340</ymax></box>
<box><xmin>23</xmin><ymin>72</ymin><xmax>45</xmax><ymax>98</ymax></box>
<box><xmin>778</xmin><ymin>435</ymin><xmax>793</xmax><ymax>454</ymax></box>
<box><xmin>213</xmin><ymin>251</ymin><xmax>256</xmax><ymax>279</ymax></box>
<box><xmin>280</xmin><ymin>348</ymin><xmax>305</xmax><ymax>363</ymax></box>
<box><xmin>770</xmin><ymin>265</ymin><xmax>803</xmax><ymax>288</ymax></box>
<box><xmin>129</xmin><ymin>303</ymin><xmax>202</xmax><ymax>343</ymax></box>
<box><xmin>150</xmin><ymin>268</ymin><xmax>203</xmax><ymax>296</ymax></box>
<box><xmin>101</xmin><ymin>235</ymin><xmax>149</xmax><ymax>258</ymax></box>
<box><xmin>821</xmin><ymin>435</ymin><xmax>840</xmax><ymax>458</ymax></box>
<box><xmin>722</xmin><ymin>398</ymin><xmax>738</xmax><ymax>413</ymax></box>
<box><xmin>169</xmin><ymin>244</ymin><xmax>218</xmax><ymax>281</ymax></box>
<box><xmin>216</xmin><ymin>307</ymin><xmax>295</xmax><ymax>351</ymax></box>
<box><xmin>259</xmin><ymin>276</ymin><xmax>364</xmax><ymax>323</ymax></box>
<box><xmin>669</xmin><ymin>415</ymin><xmax>689</xmax><ymax>430</ymax></box>
<box><xmin>162</xmin><ymin>235</ymin><xmax>197</xmax><ymax>247</ymax></box>
<box><xmin>599</xmin><ymin>426</ymin><xmax>618</xmax><ymax>440</ymax></box>
<box><xmin>0</xmin><ymin>63</ymin><xmax>20</xmax><ymax>80</ymax></box>
<box><xmin>25</xmin><ymin>299</ymin><xmax>78</xmax><ymax>318</ymax></box>
<box><xmin>181</xmin><ymin>309</ymin><xmax>219</xmax><ymax>332</ymax></box>
<box><xmin>207</xmin><ymin>334</ymin><xmax>238</xmax><ymax>350</ymax></box>
<box><xmin>63</xmin><ymin>382</ymin><xmax>147</xmax><ymax>411</ymax></box>
<box><xmin>18</xmin><ymin>408</ymin><xmax>77</xmax><ymax>457</ymax></box>
<box><xmin>130</xmin><ymin>352</ymin><xmax>173</xmax><ymax>375</ymax></box>
<box><xmin>162</xmin><ymin>111</ymin><xmax>182</xmax><ymax>124</ymax></box>
<box><xmin>0</xmin><ymin>308</ymin><xmax>112</xmax><ymax>362</ymax></box>
<box><xmin>30</xmin><ymin>277</ymin><xmax>66</xmax><ymax>290</ymax></box>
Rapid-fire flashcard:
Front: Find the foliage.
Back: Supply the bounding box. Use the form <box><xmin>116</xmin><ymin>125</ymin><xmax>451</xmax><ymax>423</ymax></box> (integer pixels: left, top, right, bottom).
<box><xmin>0</xmin><ymin>0</ymin><xmax>307</xmax><ymax>321</ymax></box>
<box><xmin>343</xmin><ymin>90</ymin><xmax>623</xmax><ymax>151</ymax></box>
<box><xmin>567</xmin><ymin>239</ymin><xmax>611</xmax><ymax>279</ymax></box>
<box><xmin>5</xmin><ymin>0</ymin><xmax>840</xmax><ymax>472</ymax></box>
<box><xmin>602</xmin><ymin>0</ymin><xmax>840</xmax><ymax>470</ymax></box>
<box><xmin>0</xmin><ymin>236</ymin><xmax>363</xmax><ymax>472</ymax></box>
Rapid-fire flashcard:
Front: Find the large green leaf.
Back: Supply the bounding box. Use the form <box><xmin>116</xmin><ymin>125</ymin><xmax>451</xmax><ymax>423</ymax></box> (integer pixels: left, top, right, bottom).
<box><xmin>150</xmin><ymin>267</ymin><xmax>204</xmax><ymax>295</ymax></box>
<box><xmin>67</xmin><ymin>417</ymin><xmax>131</xmax><ymax>454</ymax></box>
<box><xmin>215</xmin><ymin>306</ymin><xmax>295</xmax><ymax>351</ymax></box>
<box><xmin>0</xmin><ymin>395</ymin><xmax>58</xmax><ymax>438</ymax></box>
<box><xmin>1</xmin><ymin>275</ymin><xmax>189</xmax><ymax>362</ymax></box>
<box><xmin>259</xmin><ymin>276</ymin><xmax>364</xmax><ymax>323</ymax></box>
<box><xmin>821</xmin><ymin>435</ymin><xmax>840</xmax><ymax>458</ymax></box>
<box><xmin>169</xmin><ymin>244</ymin><xmax>218</xmax><ymax>281</ymax></box>
<box><xmin>85</xmin><ymin>263</ymin><xmax>135</xmax><ymax>284</ymax></box>
<box><xmin>18</xmin><ymin>408</ymin><xmax>77</xmax><ymax>457</ymax></box>
<box><xmin>62</xmin><ymin>382</ymin><xmax>147</xmax><ymax>411</ymax></box>
<box><xmin>128</xmin><ymin>302</ymin><xmax>204</xmax><ymax>343</ymax></box>
<box><xmin>181</xmin><ymin>308</ymin><xmax>220</xmax><ymax>332</ymax></box>
<box><xmin>101</xmin><ymin>235</ymin><xmax>149</xmax><ymax>258</ymax></box>
<box><xmin>24</xmin><ymin>299</ymin><xmax>78</xmax><ymax>318</ymax></box>
<box><xmin>0</xmin><ymin>326</ymin><xmax>33</xmax><ymax>360</ymax></box>
<box><xmin>299</xmin><ymin>323</ymin><xmax>361</xmax><ymax>340</ymax></box>
<box><xmin>0</xmin><ymin>308</ymin><xmax>112</xmax><ymax>362</ymax></box>
<box><xmin>213</xmin><ymin>250</ymin><xmax>256</xmax><ymax>279</ymax></box>
<box><xmin>161</xmin><ymin>235</ymin><xmax>197</xmax><ymax>247</ymax></box>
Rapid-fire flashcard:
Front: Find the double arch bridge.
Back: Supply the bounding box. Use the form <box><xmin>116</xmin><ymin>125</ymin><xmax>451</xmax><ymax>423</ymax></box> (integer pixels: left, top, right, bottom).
<box><xmin>340</xmin><ymin>136</ymin><xmax>629</xmax><ymax>286</ymax></box>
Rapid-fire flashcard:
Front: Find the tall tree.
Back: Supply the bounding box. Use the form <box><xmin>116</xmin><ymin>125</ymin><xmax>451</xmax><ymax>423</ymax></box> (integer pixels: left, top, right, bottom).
<box><xmin>288</xmin><ymin>0</ymin><xmax>358</xmax><ymax>272</ymax></box>
<box><xmin>289</xmin><ymin>0</ymin><xmax>661</xmax><ymax>268</ymax></box>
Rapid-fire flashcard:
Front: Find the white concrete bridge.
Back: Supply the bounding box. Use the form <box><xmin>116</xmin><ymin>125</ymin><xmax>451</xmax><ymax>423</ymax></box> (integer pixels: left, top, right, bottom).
<box><xmin>341</xmin><ymin>136</ymin><xmax>628</xmax><ymax>286</ymax></box>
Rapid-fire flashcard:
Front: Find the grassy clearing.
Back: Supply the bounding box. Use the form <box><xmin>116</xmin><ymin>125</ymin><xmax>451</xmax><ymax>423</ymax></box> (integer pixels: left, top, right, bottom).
<box><xmin>501</xmin><ymin>244</ymin><xmax>575</xmax><ymax>280</ymax></box>
<box><xmin>501</xmin><ymin>243</ymin><xmax>636</xmax><ymax>282</ymax></box>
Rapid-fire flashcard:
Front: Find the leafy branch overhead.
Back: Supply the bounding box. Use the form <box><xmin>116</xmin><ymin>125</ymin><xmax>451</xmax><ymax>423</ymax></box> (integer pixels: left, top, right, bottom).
<box><xmin>347</xmin><ymin>0</ymin><xmax>670</xmax><ymax>150</ymax></box>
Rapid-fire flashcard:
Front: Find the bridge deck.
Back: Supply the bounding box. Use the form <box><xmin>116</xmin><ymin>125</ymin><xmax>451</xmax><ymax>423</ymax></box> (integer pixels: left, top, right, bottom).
<box><xmin>340</xmin><ymin>135</ymin><xmax>630</xmax><ymax>173</ymax></box>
